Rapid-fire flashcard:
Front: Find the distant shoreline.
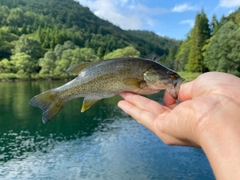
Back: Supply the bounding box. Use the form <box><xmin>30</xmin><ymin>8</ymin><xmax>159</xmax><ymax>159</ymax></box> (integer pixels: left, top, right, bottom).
<box><xmin>0</xmin><ymin>72</ymin><xmax>201</xmax><ymax>82</ymax></box>
<box><xmin>178</xmin><ymin>72</ymin><xmax>201</xmax><ymax>82</ymax></box>
<box><xmin>0</xmin><ymin>74</ymin><xmax>75</xmax><ymax>82</ymax></box>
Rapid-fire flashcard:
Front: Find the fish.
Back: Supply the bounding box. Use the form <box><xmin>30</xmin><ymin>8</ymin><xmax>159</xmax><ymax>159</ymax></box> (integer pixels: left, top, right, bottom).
<box><xmin>29</xmin><ymin>58</ymin><xmax>184</xmax><ymax>123</ymax></box>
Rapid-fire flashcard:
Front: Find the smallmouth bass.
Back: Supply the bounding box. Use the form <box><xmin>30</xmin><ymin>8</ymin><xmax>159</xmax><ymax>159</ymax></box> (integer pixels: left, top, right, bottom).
<box><xmin>29</xmin><ymin>58</ymin><xmax>184</xmax><ymax>123</ymax></box>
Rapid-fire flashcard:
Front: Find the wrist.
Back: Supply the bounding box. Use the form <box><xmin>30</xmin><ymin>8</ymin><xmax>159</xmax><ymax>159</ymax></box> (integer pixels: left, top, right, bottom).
<box><xmin>196</xmin><ymin>97</ymin><xmax>240</xmax><ymax>179</ymax></box>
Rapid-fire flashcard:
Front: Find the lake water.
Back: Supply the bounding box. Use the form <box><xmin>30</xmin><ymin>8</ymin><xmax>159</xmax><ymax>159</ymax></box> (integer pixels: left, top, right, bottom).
<box><xmin>0</xmin><ymin>81</ymin><xmax>214</xmax><ymax>180</ymax></box>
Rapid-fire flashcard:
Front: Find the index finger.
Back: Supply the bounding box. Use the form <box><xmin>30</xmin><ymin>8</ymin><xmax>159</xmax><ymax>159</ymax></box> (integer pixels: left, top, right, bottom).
<box><xmin>118</xmin><ymin>92</ymin><xmax>171</xmax><ymax>132</ymax></box>
<box><xmin>119</xmin><ymin>92</ymin><xmax>167</xmax><ymax>115</ymax></box>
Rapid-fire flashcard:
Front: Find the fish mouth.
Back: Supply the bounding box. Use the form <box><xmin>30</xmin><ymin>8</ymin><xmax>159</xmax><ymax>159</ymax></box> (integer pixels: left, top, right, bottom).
<box><xmin>172</xmin><ymin>77</ymin><xmax>185</xmax><ymax>99</ymax></box>
<box><xmin>174</xmin><ymin>77</ymin><xmax>185</xmax><ymax>88</ymax></box>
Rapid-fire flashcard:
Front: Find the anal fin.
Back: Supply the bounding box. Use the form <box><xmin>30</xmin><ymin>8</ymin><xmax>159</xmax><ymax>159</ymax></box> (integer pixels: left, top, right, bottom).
<box><xmin>81</xmin><ymin>98</ymin><xmax>101</xmax><ymax>112</ymax></box>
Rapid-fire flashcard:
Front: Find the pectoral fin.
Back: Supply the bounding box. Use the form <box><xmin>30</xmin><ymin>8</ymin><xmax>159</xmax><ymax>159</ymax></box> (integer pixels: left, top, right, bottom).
<box><xmin>81</xmin><ymin>98</ymin><xmax>101</xmax><ymax>112</ymax></box>
<box><xmin>143</xmin><ymin>69</ymin><xmax>159</xmax><ymax>84</ymax></box>
<box><xmin>123</xmin><ymin>78</ymin><xmax>147</xmax><ymax>89</ymax></box>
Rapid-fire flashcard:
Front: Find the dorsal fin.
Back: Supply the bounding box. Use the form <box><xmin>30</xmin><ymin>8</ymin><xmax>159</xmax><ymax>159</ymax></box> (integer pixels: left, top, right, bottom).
<box><xmin>66</xmin><ymin>62</ymin><xmax>93</xmax><ymax>75</ymax></box>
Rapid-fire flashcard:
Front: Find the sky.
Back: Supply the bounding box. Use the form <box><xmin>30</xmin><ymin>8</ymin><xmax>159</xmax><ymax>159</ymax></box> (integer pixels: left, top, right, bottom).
<box><xmin>75</xmin><ymin>0</ymin><xmax>240</xmax><ymax>40</ymax></box>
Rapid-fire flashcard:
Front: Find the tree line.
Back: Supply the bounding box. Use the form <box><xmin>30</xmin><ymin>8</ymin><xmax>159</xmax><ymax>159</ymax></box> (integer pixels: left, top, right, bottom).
<box><xmin>0</xmin><ymin>0</ymin><xmax>239</xmax><ymax>79</ymax></box>
<box><xmin>174</xmin><ymin>9</ymin><xmax>240</xmax><ymax>76</ymax></box>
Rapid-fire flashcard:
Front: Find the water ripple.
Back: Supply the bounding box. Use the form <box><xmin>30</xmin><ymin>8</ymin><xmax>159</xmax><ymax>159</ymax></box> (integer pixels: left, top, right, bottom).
<box><xmin>0</xmin><ymin>118</ymin><xmax>214</xmax><ymax>180</ymax></box>
<box><xmin>0</xmin><ymin>82</ymin><xmax>214</xmax><ymax>179</ymax></box>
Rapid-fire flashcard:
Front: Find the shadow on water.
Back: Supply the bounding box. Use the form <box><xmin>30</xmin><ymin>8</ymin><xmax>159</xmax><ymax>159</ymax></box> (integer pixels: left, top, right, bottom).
<box><xmin>0</xmin><ymin>81</ymin><xmax>215</xmax><ymax>179</ymax></box>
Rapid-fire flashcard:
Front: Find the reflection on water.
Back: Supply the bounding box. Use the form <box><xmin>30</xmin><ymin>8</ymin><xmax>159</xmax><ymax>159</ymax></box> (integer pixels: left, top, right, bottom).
<box><xmin>0</xmin><ymin>81</ymin><xmax>214</xmax><ymax>179</ymax></box>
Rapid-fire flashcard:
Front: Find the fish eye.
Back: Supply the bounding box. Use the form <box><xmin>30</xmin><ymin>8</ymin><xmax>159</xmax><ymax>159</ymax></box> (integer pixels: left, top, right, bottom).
<box><xmin>167</xmin><ymin>71</ymin><xmax>173</xmax><ymax>76</ymax></box>
<box><xmin>167</xmin><ymin>71</ymin><xmax>178</xmax><ymax>80</ymax></box>
<box><xmin>167</xmin><ymin>71</ymin><xmax>174</xmax><ymax>77</ymax></box>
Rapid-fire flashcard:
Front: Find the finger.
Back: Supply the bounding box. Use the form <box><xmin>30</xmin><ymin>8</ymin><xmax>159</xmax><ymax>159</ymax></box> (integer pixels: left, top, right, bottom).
<box><xmin>177</xmin><ymin>80</ymin><xmax>194</xmax><ymax>102</ymax></box>
<box><xmin>119</xmin><ymin>92</ymin><xmax>167</xmax><ymax>115</ymax></box>
<box><xmin>118</xmin><ymin>95</ymin><xmax>199</xmax><ymax>147</ymax></box>
<box><xmin>163</xmin><ymin>91</ymin><xmax>178</xmax><ymax>109</ymax></box>
<box><xmin>118</xmin><ymin>100</ymin><xmax>196</xmax><ymax>146</ymax></box>
<box><xmin>118</xmin><ymin>100</ymin><xmax>159</xmax><ymax>131</ymax></box>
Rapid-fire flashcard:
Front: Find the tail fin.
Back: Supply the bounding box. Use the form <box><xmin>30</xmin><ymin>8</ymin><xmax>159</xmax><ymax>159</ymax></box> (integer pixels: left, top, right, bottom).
<box><xmin>29</xmin><ymin>90</ymin><xmax>63</xmax><ymax>124</ymax></box>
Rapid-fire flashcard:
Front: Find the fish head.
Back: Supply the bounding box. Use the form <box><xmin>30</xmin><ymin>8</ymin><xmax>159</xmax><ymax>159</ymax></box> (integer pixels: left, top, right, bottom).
<box><xmin>143</xmin><ymin>69</ymin><xmax>184</xmax><ymax>99</ymax></box>
<box><xmin>165</xmin><ymin>71</ymin><xmax>185</xmax><ymax>98</ymax></box>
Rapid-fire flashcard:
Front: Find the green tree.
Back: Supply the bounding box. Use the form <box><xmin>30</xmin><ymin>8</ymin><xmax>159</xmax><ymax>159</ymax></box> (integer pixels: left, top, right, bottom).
<box><xmin>24</xmin><ymin>11</ymin><xmax>37</xmax><ymax>25</ymax></box>
<box><xmin>161</xmin><ymin>48</ymin><xmax>177</xmax><ymax>69</ymax></box>
<box><xmin>104</xmin><ymin>46</ymin><xmax>140</xmax><ymax>59</ymax></box>
<box><xmin>187</xmin><ymin>10</ymin><xmax>211</xmax><ymax>72</ymax></box>
<box><xmin>55</xmin><ymin>49</ymin><xmax>73</xmax><ymax>74</ymax></box>
<box><xmin>97</xmin><ymin>47</ymin><xmax>104</xmax><ymax>58</ymax></box>
<box><xmin>210</xmin><ymin>14</ymin><xmax>219</xmax><ymax>35</ymax></box>
<box><xmin>12</xmin><ymin>34</ymin><xmax>44</xmax><ymax>60</ymax></box>
<box><xmin>0</xmin><ymin>59</ymin><xmax>12</xmax><ymax>73</ymax></box>
<box><xmin>54</xmin><ymin>47</ymin><xmax>98</xmax><ymax>75</ymax></box>
<box><xmin>76</xmin><ymin>48</ymin><xmax>99</xmax><ymax>63</ymax></box>
<box><xmin>7</xmin><ymin>25</ymin><xmax>19</xmax><ymax>35</ymax></box>
<box><xmin>6</xmin><ymin>8</ymin><xmax>24</xmax><ymax>27</ymax></box>
<box><xmin>39</xmin><ymin>51</ymin><xmax>56</xmax><ymax>75</ymax></box>
<box><xmin>53</xmin><ymin>41</ymin><xmax>76</xmax><ymax>60</ymax></box>
<box><xmin>0</xmin><ymin>6</ymin><xmax>9</xmax><ymax>25</ymax></box>
<box><xmin>204</xmin><ymin>21</ymin><xmax>240</xmax><ymax>76</ymax></box>
<box><xmin>175</xmin><ymin>37</ymin><xmax>191</xmax><ymax>71</ymax></box>
<box><xmin>202</xmin><ymin>36</ymin><xmax>215</xmax><ymax>59</ymax></box>
<box><xmin>10</xmin><ymin>52</ymin><xmax>33</xmax><ymax>75</ymax></box>
<box><xmin>21</xmin><ymin>24</ymin><xmax>28</xmax><ymax>34</ymax></box>
<box><xmin>0</xmin><ymin>30</ymin><xmax>18</xmax><ymax>59</ymax></box>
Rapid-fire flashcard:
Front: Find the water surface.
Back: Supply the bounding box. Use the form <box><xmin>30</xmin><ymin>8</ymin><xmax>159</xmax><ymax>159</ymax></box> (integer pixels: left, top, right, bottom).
<box><xmin>0</xmin><ymin>81</ymin><xmax>214</xmax><ymax>179</ymax></box>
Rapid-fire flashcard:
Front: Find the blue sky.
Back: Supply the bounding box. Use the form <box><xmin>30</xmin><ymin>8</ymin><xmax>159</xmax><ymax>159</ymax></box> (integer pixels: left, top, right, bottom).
<box><xmin>76</xmin><ymin>0</ymin><xmax>240</xmax><ymax>40</ymax></box>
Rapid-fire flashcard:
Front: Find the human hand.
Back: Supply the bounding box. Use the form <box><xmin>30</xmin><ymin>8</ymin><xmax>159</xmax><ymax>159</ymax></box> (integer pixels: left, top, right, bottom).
<box><xmin>118</xmin><ymin>72</ymin><xmax>240</xmax><ymax>147</ymax></box>
<box><xmin>118</xmin><ymin>72</ymin><xmax>240</xmax><ymax>179</ymax></box>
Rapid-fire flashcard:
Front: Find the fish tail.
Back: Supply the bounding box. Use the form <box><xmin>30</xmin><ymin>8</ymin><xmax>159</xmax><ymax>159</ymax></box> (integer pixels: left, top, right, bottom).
<box><xmin>29</xmin><ymin>90</ymin><xmax>63</xmax><ymax>124</ymax></box>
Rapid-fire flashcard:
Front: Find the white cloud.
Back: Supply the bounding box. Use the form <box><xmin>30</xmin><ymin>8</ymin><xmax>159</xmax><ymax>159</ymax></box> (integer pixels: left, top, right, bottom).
<box><xmin>76</xmin><ymin>0</ymin><xmax>167</xmax><ymax>30</ymax></box>
<box><xmin>219</xmin><ymin>0</ymin><xmax>240</xmax><ymax>8</ymax></box>
<box><xmin>227</xmin><ymin>9</ymin><xmax>235</xmax><ymax>15</ymax></box>
<box><xmin>156</xmin><ymin>32</ymin><xmax>164</xmax><ymax>37</ymax></box>
<box><xmin>179</xmin><ymin>20</ymin><xmax>194</xmax><ymax>27</ymax></box>
<box><xmin>172</xmin><ymin>3</ymin><xmax>196</xmax><ymax>12</ymax></box>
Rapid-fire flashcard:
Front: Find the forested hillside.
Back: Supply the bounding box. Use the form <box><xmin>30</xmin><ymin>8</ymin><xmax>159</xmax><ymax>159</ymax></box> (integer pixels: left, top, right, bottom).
<box><xmin>176</xmin><ymin>9</ymin><xmax>240</xmax><ymax>76</ymax></box>
<box><xmin>0</xmin><ymin>0</ymin><xmax>179</xmax><ymax>79</ymax></box>
<box><xmin>1</xmin><ymin>0</ymin><xmax>239</xmax><ymax>79</ymax></box>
